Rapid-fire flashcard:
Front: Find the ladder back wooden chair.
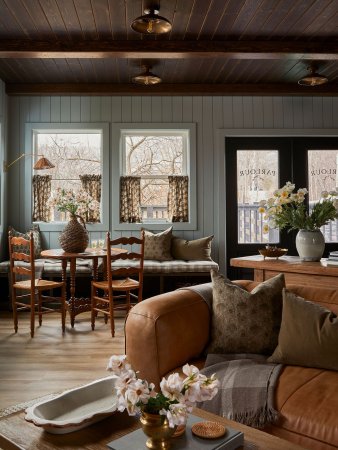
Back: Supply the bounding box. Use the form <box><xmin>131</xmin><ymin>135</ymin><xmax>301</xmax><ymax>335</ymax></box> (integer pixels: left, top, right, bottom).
<box><xmin>91</xmin><ymin>231</ymin><xmax>145</xmax><ymax>337</ymax></box>
<box><xmin>9</xmin><ymin>230</ymin><xmax>66</xmax><ymax>338</ymax></box>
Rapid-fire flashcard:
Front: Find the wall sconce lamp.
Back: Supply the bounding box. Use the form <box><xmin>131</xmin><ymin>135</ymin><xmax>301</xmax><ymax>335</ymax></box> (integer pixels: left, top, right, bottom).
<box><xmin>3</xmin><ymin>154</ymin><xmax>55</xmax><ymax>172</ymax></box>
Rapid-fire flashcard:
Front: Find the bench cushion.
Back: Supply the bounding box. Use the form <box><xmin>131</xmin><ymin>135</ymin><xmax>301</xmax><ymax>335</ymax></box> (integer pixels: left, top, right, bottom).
<box><xmin>112</xmin><ymin>259</ymin><xmax>219</xmax><ymax>274</ymax></box>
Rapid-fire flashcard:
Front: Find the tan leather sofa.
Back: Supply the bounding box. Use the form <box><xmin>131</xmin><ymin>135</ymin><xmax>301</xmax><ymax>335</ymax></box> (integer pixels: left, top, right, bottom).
<box><xmin>125</xmin><ymin>281</ymin><xmax>338</xmax><ymax>450</ymax></box>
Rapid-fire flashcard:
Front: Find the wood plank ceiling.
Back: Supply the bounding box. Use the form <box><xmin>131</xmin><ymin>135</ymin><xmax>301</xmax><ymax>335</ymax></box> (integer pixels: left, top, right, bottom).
<box><xmin>0</xmin><ymin>0</ymin><xmax>337</xmax><ymax>95</ymax></box>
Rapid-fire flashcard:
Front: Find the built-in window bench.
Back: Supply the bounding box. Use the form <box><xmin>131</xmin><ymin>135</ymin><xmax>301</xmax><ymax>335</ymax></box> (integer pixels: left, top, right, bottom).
<box><xmin>0</xmin><ymin>258</ymin><xmax>218</xmax><ymax>308</ymax></box>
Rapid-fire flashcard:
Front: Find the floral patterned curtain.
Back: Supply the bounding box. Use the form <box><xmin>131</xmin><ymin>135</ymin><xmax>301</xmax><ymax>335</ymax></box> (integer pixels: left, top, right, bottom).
<box><xmin>168</xmin><ymin>175</ymin><xmax>189</xmax><ymax>222</ymax></box>
<box><xmin>80</xmin><ymin>174</ymin><xmax>101</xmax><ymax>223</ymax></box>
<box><xmin>32</xmin><ymin>175</ymin><xmax>52</xmax><ymax>222</ymax></box>
<box><xmin>120</xmin><ymin>176</ymin><xmax>141</xmax><ymax>223</ymax></box>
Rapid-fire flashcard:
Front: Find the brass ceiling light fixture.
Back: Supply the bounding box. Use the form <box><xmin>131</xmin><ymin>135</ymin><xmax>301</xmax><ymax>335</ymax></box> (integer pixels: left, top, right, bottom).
<box><xmin>131</xmin><ymin>7</ymin><xmax>172</xmax><ymax>35</ymax></box>
<box><xmin>132</xmin><ymin>66</ymin><xmax>162</xmax><ymax>85</ymax></box>
<box><xmin>298</xmin><ymin>64</ymin><xmax>329</xmax><ymax>86</ymax></box>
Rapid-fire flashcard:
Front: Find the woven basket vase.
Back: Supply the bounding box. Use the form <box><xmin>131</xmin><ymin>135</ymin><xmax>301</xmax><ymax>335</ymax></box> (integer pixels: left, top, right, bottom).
<box><xmin>59</xmin><ymin>214</ymin><xmax>89</xmax><ymax>253</ymax></box>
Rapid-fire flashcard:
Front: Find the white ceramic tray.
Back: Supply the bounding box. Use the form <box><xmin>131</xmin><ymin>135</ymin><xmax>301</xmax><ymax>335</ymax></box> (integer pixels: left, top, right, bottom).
<box><xmin>25</xmin><ymin>376</ymin><xmax>117</xmax><ymax>434</ymax></box>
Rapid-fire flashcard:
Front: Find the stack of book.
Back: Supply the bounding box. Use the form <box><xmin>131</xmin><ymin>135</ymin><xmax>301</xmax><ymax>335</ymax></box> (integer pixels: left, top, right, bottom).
<box><xmin>326</xmin><ymin>251</ymin><xmax>338</xmax><ymax>266</ymax></box>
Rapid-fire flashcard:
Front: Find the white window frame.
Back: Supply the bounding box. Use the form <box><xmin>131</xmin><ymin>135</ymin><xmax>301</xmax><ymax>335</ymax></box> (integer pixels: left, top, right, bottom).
<box><xmin>25</xmin><ymin>122</ymin><xmax>109</xmax><ymax>232</ymax></box>
<box><xmin>112</xmin><ymin>123</ymin><xmax>197</xmax><ymax>231</ymax></box>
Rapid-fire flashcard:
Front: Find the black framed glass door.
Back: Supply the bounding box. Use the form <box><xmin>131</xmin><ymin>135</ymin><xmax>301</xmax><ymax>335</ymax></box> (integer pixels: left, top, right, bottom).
<box><xmin>226</xmin><ymin>137</ymin><xmax>338</xmax><ymax>279</ymax></box>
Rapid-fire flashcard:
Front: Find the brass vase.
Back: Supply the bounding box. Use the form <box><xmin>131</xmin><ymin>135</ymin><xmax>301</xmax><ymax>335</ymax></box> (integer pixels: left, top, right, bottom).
<box><xmin>140</xmin><ymin>412</ymin><xmax>176</xmax><ymax>450</ymax></box>
<box><xmin>59</xmin><ymin>214</ymin><xmax>89</xmax><ymax>253</ymax></box>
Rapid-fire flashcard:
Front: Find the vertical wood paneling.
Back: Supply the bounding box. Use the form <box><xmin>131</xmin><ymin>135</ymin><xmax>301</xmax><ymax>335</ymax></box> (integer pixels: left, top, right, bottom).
<box><xmin>312</xmin><ymin>97</ymin><xmax>323</xmax><ymax>128</ymax></box>
<box><xmin>232</xmin><ymin>97</ymin><xmax>244</xmax><ymax>128</ymax></box>
<box><xmin>90</xmin><ymin>97</ymin><xmax>101</xmax><ymax>122</ymax></box>
<box><xmin>192</xmin><ymin>96</ymin><xmax>203</xmax><ymax>240</ymax></box>
<box><xmin>292</xmin><ymin>97</ymin><xmax>304</xmax><ymax>129</ymax></box>
<box><xmin>60</xmin><ymin>97</ymin><xmax>71</xmax><ymax>122</ymax></box>
<box><xmin>131</xmin><ymin>97</ymin><xmax>142</xmax><ymax>122</ymax></box>
<box><xmin>322</xmin><ymin>98</ymin><xmax>333</xmax><ymax>128</ymax></box>
<box><xmin>252</xmin><ymin>97</ymin><xmax>264</xmax><ymax>128</ymax></box>
<box><xmin>273</xmin><ymin>97</ymin><xmax>284</xmax><ymax>128</ymax></box>
<box><xmin>40</xmin><ymin>97</ymin><xmax>51</xmax><ymax>122</ymax></box>
<box><xmin>302</xmin><ymin>97</ymin><xmax>314</xmax><ymax>129</ymax></box>
<box><xmin>161</xmin><ymin>97</ymin><xmax>173</xmax><ymax>122</ymax></box>
<box><xmin>50</xmin><ymin>97</ymin><xmax>61</xmax><ymax>122</ymax></box>
<box><xmin>282</xmin><ymin>97</ymin><xmax>294</xmax><ymax>129</ymax></box>
<box><xmin>70</xmin><ymin>97</ymin><xmax>81</xmax><ymax>122</ymax></box>
<box><xmin>5</xmin><ymin>93</ymin><xmax>338</xmax><ymax>272</ymax></box>
<box><xmin>80</xmin><ymin>97</ymin><xmax>91</xmax><ymax>122</ymax></box>
<box><xmin>151</xmin><ymin>98</ymin><xmax>162</xmax><ymax>122</ymax></box>
<box><xmin>101</xmin><ymin>97</ymin><xmax>112</xmax><ymax>122</ymax></box>
<box><xmin>222</xmin><ymin>97</ymin><xmax>233</xmax><ymax>128</ymax></box>
<box><xmin>242</xmin><ymin>97</ymin><xmax>253</xmax><ymax>128</ymax></box>
<box><xmin>263</xmin><ymin>97</ymin><xmax>274</xmax><ymax>128</ymax></box>
<box><xmin>201</xmin><ymin>97</ymin><xmax>214</xmax><ymax>241</ymax></box>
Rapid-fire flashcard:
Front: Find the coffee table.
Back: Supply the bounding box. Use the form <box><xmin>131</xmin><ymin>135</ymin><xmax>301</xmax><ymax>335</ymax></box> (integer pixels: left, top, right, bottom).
<box><xmin>0</xmin><ymin>406</ymin><xmax>305</xmax><ymax>450</ymax></box>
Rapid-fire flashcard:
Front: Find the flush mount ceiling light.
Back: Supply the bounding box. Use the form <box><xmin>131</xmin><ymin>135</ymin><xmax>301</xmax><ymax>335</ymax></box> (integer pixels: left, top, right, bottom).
<box><xmin>298</xmin><ymin>65</ymin><xmax>329</xmax><ymax>86</ymax></box>
<box><xmin>131</xmin><ymin>8</ymin><xmax>172</xmax><ymax>34</ymax></box>
<box><xmin>132</xmin><ymin>67</ymin><xmax>162</xmax><ymax>85</ymax></box>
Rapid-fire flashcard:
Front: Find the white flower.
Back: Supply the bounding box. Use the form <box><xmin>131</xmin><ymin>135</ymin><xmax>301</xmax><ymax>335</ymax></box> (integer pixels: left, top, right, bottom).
<box><xmin>107</xmin><ymin>355</ymin><xmax>131</xmax><ymax>375</ymax></box>
<box><xmin>160</xmin><ymin>373</ymin><xmax>184</xmax><ymax>402</ymax></box>
<box><xmin>107</xmin><ymin>355</ymin><xmax>218</xmax><ymax>427</ymax></box>
<box><xmin>161</xmin><ymin>403</ymin><xmax>189</xmax><ymax>428</ymax></box>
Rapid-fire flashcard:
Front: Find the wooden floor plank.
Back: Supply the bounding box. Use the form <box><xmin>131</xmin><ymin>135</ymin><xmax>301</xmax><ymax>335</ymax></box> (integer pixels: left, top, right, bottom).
<box><xmin>0</xmin><ymin>311</ymin><xmax>125</xmax><ymax>410</ymax></box>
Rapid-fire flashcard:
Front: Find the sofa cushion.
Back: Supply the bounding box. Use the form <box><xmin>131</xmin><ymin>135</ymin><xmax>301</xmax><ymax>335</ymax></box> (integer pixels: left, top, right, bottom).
<box><xmin>9</xmin><ymin>225</ymin><xmax>42</xmax><ymax>259</ymax></box>
<box><xmin>143</xmin><ymin>227</ymin><xmax>173</xmax><ymax>261</ymax></box>
<box><xmin>268</xmin><ymin>289</ymin><xmax>338</xmax><ymax>371</ymax></box>
<box><xmin>171</xmin><ymin>235</ymin><xmax>213</xmax><ymax>261</ymax></box>
<box><xmin>112</xmin><ymin>259</ymin><xmax>219</xmax><ymax>274</ymax></box>
<box><xmin>208</xmin><ymin>270</ymin><xmax>285</xmax><ymax>355</ymax></box>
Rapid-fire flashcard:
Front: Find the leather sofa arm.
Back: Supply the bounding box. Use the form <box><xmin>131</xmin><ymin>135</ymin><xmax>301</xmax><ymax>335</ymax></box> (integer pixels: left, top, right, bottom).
<box><xmin>125</xmin><ymin>289</ymin><xmax>210</xmax><ymax>388</ymax></box>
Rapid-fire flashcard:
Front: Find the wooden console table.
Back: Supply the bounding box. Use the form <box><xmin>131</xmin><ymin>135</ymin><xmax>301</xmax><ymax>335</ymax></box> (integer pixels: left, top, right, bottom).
<box><xmin>230</xmin><ymin>255</ymin><xmax>338</xmax><ymax>288</ymax></box>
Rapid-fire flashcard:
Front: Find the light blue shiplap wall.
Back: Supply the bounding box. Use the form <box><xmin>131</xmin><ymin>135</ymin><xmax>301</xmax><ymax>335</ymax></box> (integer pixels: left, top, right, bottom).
<box><xmin>4</xmin><ymin>95</ymin><xmax>338</xmax><ymax>271</ymax></box>
<box><xmin>0</xmin><ymin>81</ymin><xmax>7</xmax><ymax>260</ymax></box>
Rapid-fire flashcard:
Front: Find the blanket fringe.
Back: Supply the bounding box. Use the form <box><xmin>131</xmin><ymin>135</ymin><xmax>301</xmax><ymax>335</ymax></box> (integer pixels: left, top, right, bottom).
<box><xmin>226</xmin><ymin>405</ymin><xmax>279</xmax><ymax>429</ymax></box>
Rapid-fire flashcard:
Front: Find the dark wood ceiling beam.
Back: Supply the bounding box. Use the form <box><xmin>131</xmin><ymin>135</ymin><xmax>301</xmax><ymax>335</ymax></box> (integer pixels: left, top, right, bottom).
<box><xmin>0</xmin><ymin>40</ymin><xmax>338</xmax><ymax>60</ymax></box>
<box><xmin>6</xmin><ymin>82</ymin><xmax>338</xmax><ymax>96</ymax></box>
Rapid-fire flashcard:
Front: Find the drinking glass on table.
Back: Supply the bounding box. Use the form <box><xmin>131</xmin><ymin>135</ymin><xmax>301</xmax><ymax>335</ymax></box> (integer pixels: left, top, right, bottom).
<box><xmin>91</xmin><ymin>239</ymin><xmax>98</xmax><ymax>249</ymax></box>
<box><xmin>98</xmin><ymin>239</ymin><xmax>105</xmax><ymax>249</ymax></box>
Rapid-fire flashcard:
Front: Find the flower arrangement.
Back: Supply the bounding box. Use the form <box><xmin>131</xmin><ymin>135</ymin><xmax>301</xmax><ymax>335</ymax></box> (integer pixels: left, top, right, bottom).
<box><xmin>107</xmin><ymin>355</ymin><xmax>219</xmax><ymax>428</ymax></box>
<box><xmin>258</xmin><ymin>181</ymin><xmax>338</xmax><ymax>232</ymax></box>
<box><xmin>48</xmin><ymin>187</ymin><xmax>100</xmax><ymax>221</ymax></box>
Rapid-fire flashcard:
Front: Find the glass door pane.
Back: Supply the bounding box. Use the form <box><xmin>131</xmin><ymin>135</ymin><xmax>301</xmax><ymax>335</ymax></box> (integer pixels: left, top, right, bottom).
<box><xmin>308</xmin><ymin>149</ymin><xmax>338</xmax><ymax>242</ymax></box>
<box><xmin>237</xmin><ymin>150</ymin><xmax>279</xmax><ymax>244</ymax></box>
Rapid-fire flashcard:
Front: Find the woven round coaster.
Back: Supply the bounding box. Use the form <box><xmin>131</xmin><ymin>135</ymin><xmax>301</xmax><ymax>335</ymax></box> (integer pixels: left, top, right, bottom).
<box><xmin>191</xmin><ymin>421</ymin><xmax>227</xmax><ymax>439</ymax></box>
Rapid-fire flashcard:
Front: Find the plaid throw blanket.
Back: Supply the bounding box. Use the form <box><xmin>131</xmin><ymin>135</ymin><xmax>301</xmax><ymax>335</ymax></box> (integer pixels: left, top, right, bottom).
<box><xmin>198</xmin><ymin>353</ymin><xmax>283</xmax><ymax>428</ymax></box>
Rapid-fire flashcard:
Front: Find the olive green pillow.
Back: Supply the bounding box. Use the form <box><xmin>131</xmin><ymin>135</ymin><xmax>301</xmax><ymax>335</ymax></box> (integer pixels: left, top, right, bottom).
<box><xmin>268</xmin><ymin>290</ymin><xmax>338</xmax><ymax>371</ymax></box>
<box><xmin>9</xmin><ymin>225</ymin><xmax>42</xmax><ymax>259</ymax></box>
<box><xmin>142</xmin><ymin>227</ymin><xmax>173</xmax><ymax>261</ymax></box>
<box><xmin>171</xmin><ymin>235</ymin><xmax>213</xmax><ymax>261</ymax></box>
<box><xmin>209</xmin><ymin>270</ymin><xmax>285</xmax><ymax>355</ymax></box>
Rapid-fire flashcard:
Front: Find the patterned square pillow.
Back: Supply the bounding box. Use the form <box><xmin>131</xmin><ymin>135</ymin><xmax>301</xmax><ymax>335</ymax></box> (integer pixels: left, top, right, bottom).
<box><xmin>143</xmin><ymin>227</ymin><xmax>173</xmax><ymax>261</ymax></box>
<box><xmin>9</xmin><ymin>225</ymin><xmax>42</xmax><ymax>259</ymax></box>
<box><xmin>208</xmin><ymin>270</ymin><xmax>285</xmax><ymax>355</ymax></box>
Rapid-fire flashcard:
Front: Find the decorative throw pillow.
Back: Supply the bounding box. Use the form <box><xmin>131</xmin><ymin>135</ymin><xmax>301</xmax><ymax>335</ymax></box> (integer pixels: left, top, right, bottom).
<box><xmin>171</xmin><ymin>235</ymin><xmax>214</xmax><ymax>261</ymax></box>
<box><xmin>143</xmin><ymin>227</ymin><xmax>173</xmax><ymax>261</ymax></box>
<box><xmin>268</xmin><ymin>289</ymin><xmax>338</xmax><ymax>371</ymax></box>
<box><xmin>9</xmin><ymin>225</ymin><xmax>42</xmax><ymax>259</ymax></box>
<box><xmin>208</xmin><ymin>270</ymin><xmax>285</xmax><ymax>355</ymax></box>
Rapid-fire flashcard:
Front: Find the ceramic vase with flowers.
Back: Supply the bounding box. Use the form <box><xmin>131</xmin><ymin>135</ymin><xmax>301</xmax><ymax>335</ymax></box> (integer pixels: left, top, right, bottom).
<box><xmin>107</xmin><ymin>355</ymin><xmax>219</xmax><ymax>450</ymax></box>
<box><xmin>259</xmin><ymin>182</ymin><xmax>338</xmax><ymax>261</ymax></box>
<box><xmin>48</xmin><ymin>188</ymin><xmax>100</xmax><ymax>253</ymax></box>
